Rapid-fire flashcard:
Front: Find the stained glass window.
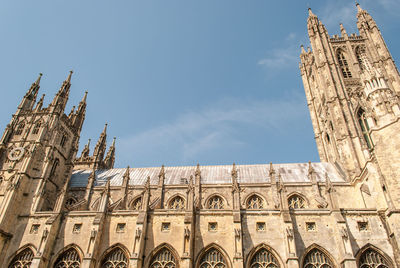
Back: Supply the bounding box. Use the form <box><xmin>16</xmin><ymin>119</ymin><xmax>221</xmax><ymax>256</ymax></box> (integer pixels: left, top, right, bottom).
<box><xmin>8</xmin><ymin>248</ymin><xmax>34</xmax><ymax>268</ymax></box>
<box><xmin>101</xmin><ymin>247</ymin><xmax>128</xmax><ymax>268</ymax></box>
<box><xmin>150</xmin><ymin>248</ymin><xmax>176</xmax><ymax>268</ymax></box>
<box><xmin>199</xmin><ymin>248</ymin><xmax>227</xmax><ymax>268</ymax></box>
<box><xmin>169</xmin><ymin>196</ymin><xmax>185</xmax><ymax>210</ymax></box>
<box><xmin>247</xmin><ymin>195</ymin><xmax>264</xmax><ymax>209</ymax></box>
<box><xmin>303</xmin><ymin>248</ymin><xmax>333</xmax><ymax>268</ymax></box>
<box><xmin>54</xmin><ymin>248</ymin><xmax>81</xmax><ymax>268</ymax></box>
<box><xmin>288</xmin><ymin>195</ymin><xmax>305</xmax><ymax>209</ymax></box>
<box><xmin>359</xmin><ymin>249</ymin><xmax>390</xmax><ymax>268</ymax></box>
<box><xmin>207</xmin><ymin>196</ymin><xmax>224</xmax><ymax>210</ymax></box>
<box><xmin>250</xmin><ymin>248</ymin><xmax>279</xmax><ymax>268</ymax></box>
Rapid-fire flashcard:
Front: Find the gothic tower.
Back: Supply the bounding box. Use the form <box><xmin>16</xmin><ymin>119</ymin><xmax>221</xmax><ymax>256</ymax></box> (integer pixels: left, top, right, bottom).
<box><xmin>300</xmin><ymin>3</ymin><xmax>400</xmax><ymax>253</ymax></box>
<box><xmin>0</xmin><ymin>72</ymin><xmax>87</xmax><ymax>264</ymax></box>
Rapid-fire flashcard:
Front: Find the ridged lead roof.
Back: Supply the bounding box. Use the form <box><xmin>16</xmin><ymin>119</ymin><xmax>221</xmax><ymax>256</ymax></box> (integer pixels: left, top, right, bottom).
<box><xmin>70</xmin><ymin>162</ymin><xmax>346</xmax><ymax>188</ymax></box>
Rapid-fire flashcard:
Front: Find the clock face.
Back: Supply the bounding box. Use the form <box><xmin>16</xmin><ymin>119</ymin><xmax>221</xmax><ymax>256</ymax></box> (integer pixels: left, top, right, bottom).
<box><xmin>8</xmin><ymin>147</ymin><xmax>25</xmax><ymax>161</ymax></box>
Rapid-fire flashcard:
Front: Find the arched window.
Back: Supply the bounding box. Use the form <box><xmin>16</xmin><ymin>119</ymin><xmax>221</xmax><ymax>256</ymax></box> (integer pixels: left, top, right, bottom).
<box><xmin>50</xmin><ymin>159</ymin><xmax>59</xmax><ymax>178</ymax></box>
<box><xmin>246</xmin><ymin>195</ymin><xmax>264</xmax><ymax>209</ymax></box>
<box><xmin>101</xmin><ymin>247</ymin><xmax>128</xmax><ymax>268</ymax></box>
<box><xmin>65</xmin><ymin>198</ymin><xmax>77</xmax><ymax>207</ymax></box>
<box><xmin>207</xmin><ymin>196</ymin><xmax>224</xmax><ymax>210</ymax></box>
<box><xmin>150</xmin><ymin>247</ymin><xmax>177</xmax><ymax>268</ymax></box>
<box><xmin>199</xmin><ymin>248</ymin><xmax>227</xmax><ymax>268</ymax></box>
<box><xmin>32</xmin><ymin>122</ymin><xmax>41</xmax><ymax>135</ymax></box>
<box><xmin>357</xmin><ymin>108</ymin><xmax>373</xmax><ymax>150</ymax></box>
<box><xmin>355</xmin><ymin>47</ymin><xmax>366</xmax><ymax>71</ymax></box>
<box><xmin>54</xmin><ymin>248</ymin><xmax>81</xmax><ymax>268</ymax></box>
<box><xmin>9</xmin><ymin>248</ymin><xmax>34</xmax><ymax>268</ymax></box>
<box><xmin>303</xmin><ymin>248</ymin><xmax>333</xmax><ymax>268</ymax></box>
<box><xmin>250</xmin><ymin>248</ymin><xmax>280</xmax><ymax>268</ymax></box>
<box><xmin>288</xmin><ymin>195</ymin><xmax>306</xmax><ymax>209</ymax></box>
<box><xmin>169</xmin><ymin>196</ymin><xmax>185</xmax><ymax>210</ymax></box>
<box><xmin>15</xmin><ymin>123</ymin><xmax>25</xmax><ymax>136</ymax></box>
<box><xmin>337</xmin><ymin>50</ymin><xmax>352</xmax><ymax>78</ymax></box>
<box><xmin>359</xmin><ymin>249</ymin><xmax>390</xmax><ymax>268</ymax></box>
<box><xmin>131</xmin><ymin>197</ymin><xmax>142</xmax><ymax>210</ymax></box>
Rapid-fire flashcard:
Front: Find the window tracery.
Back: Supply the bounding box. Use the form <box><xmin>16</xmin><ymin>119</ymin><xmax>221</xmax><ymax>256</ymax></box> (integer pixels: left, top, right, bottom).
<box><xmin>357</xmin><ymin>108</ymin><xmax>373</xmax><ymax>150</ymax></box>
<box><xmin>199</xmin><ymin>248</ymin><xmax>227</xmax><ymax>268</ymax></box>
<box><xmin>65</xmin><ymin>198</ymin><xmax>77</xmax><ymax>207</ymax></box>
<box><xmin>337</xmin><ymin>50</ymin><xmax>352</xmax><ymax>78</ymax></box>
<box><xmin>207</xmin><ymin>196</ymin><xmax>224</xmax><ymax>210</ymax></box>
<box><xmin>131</xmin><ymin>197</ymin><xmax>142</xmax><ymax>210</ymax></box>
<box><xmin>169</xmin><ymin>196</ymin><xmax>185</xmax><ymax>210</ymax></box>
<box><xmin>246</xmin><ymin>195</ymin><xmax>264</xmax><ymax>209</ymax></box>
<box><xmin>15</xmin><ymin>123</ymin><xmax>25</xmax><ymax>136</ymax></box>
<box><xmin>8</xmin><ymin>248</ymin><xmax>34</xmax><ymax>268</ymax></box>
<box><xmin>250</xmin><ymin>248</ymin><xmax>280</xmax><ymax>268</ymax></box>
<box><xmin>303</xmin><ymin>248</ymin><xmax>333</xmax><ymax>268</ymax></box>
<box><xmin>101</xmin><ymin>247</ymin><xmax>128</xmax><ymax>268</ymax></box>
<box><xmin>288</xmin><ymin>195</ymin><xmax>306</xmax><ymax>209</ymax></box>
<box><xmin>54</xmin><ymin>248</ymin><xmax>81</xmax><ymax>268</ymax></box>
<box><xmin>359</xmin><ymin>249</ymin><xmax>390</xmax><ymax>268</ymax></box>
<box><xmin>32</xmin><ymin>122</ymin><xmax>41</xmax><ymax>135</ymax></box>
<box><xmin>149</xmin><ymin>247</ymin><xmax>176</xmax><ymax>268</ymax></box>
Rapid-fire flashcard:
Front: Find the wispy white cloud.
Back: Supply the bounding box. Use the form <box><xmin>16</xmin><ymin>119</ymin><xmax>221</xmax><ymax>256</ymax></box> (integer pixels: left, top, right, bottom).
<box><xmin>376</xmin><ymin>0</ymin><xmax>400</xmax><ymax>15</ymax></box>
<box><xmin>118</xmin><ymin>94</ymin><xmax>307</xmax><ymax>165</ymax></box>
<box><xmin>258</xmin><ymin>48</ymin><xmax>298</xmax><ymax>69</ymax></box>
<box><xmin>258</xmin><ymin>33</ymin><xmax>303</xmax><ymax>70</ymax></box>
<box><xmin>320</xmin><ymin>2</ymin><xmax>356</xmax><ymax>33</ymax></box>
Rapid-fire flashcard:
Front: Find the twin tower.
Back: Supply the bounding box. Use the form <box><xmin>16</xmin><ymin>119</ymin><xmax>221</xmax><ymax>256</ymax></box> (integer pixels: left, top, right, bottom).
<box><xmin>0</xmin><ymin>3</ymin><xmax>400</xmax><ymax>268</ymax></box>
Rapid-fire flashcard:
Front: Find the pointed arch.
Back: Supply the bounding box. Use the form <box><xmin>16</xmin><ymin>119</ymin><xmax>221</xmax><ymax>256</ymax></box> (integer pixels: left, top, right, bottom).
<box><xmin>8</xmin><ymin>244</ymin><xmax>36</xmax><ymax>268</ymax></box>
<box><xmin>99</xmin><ymin>243</ymin><xmax>129</xmax><ymax>268</ymax></box>
<box><xmin>287</xmin><ymin>192</ymin><xmax>308</xmax><ymax>210</ymax></box>
<box><xmin>356</xmin><ymin>244</ymin><xmax>394</xmax><ymax>268</ymax></box>
<box><xmin>129</xmin><ymin>195</ymin><xmax>143</xmax><ymax>210</ymax></box>
<box><xmin>204</xmin><ymin>194</ymin><xmax>227</xmax><ymax>210</ymax></box>
<box><xmin>167</xmin><ymin>194</ymin><xmax>186</xmax><ymax>210</ymax></box>
<box><xmin>300</xmin><ymin>244</ymin><xmax>337</xmax><ymax>268</ymax></box>
<box><xmin>244</xmin><ymin>193</ymin><xmax>266</xmax><ymax>209</ymax></box>
<box><xmin>356</xmin><ymin>107</ymin><xmax>374</xmax><ymax>150</ymax></box>
<box><xmin>15</xmin><ymin>120</ymin><xmax>27</xmax><ymax>136</ymax></box>
<box><xmin>31</xmin><ymin>118</ymin><xmax>44</xmax><ymax>135</ymax></box>
<box><xmin>145</xmin><ymin>243</ymin><xmax>180</xmax><ymax>268</ymax></box>
<box><xmin>90</xmin><ymin>196</ymin><xmax>101</xmax><ymax>211</ymax></box>
<box><xmin>245</xmin><ymin>244</ymin><xmax>283</xmax><ymax>268</ymax></box>
<box><xmin>52</xmin><ymin>244</ymin><xmax>83</xmax><ymax>268</ymax></box>
<box><xmin>195</xmin><ymin>243</ymin><xmax>231</xmax><ymax>268</ymax></box>
<box><xmin>336</xmin><ymin>48</ymin><xmax>352</xmax><ymax>78</ymax></box>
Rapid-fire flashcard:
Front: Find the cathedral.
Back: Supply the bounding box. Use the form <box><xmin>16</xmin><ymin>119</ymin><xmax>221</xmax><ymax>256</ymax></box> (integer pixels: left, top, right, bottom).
<box><xmin>1</xmin><ymin>3</ymin><xmax>400</xmax><ymax>268</ymax></box>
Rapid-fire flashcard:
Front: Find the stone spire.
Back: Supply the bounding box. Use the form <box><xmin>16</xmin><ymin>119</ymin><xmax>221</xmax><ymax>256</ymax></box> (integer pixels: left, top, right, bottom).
<box><xmin>72</xmin><ymin>91</ymin><xmax>87</xmax><ymax>132</ymax></box>
<box><xmin>50</xmin><ymin>71</ymin><xmax>73</xmax><ymax>113</ymax></box>
<box><xmin>93</xmin><ymin>123</ymin><xmax>108</xmax><ymax>163</ymax></box>
<box><xmin>340</xmin><ymin>23</ymin><xmax>347</xmax><ymax>37</ymax></box>
<box><xmin>80</xmin><ymin>139</ymin><xmax>91</xmax><ymax>158</ymax></box>
<box><xmin>34</xmin><ymin>94</ymin><xmax>45</xmax><ymax>112</ymax></box>
<box><xmin>103</xmin><ymin>137</ymin><xmax>116</xmax><ymax>169</ymax></box>
<box><xmin>18</xmin><ymin>73</ymin><xmax>42</xmax><ymax>111</ymax></box>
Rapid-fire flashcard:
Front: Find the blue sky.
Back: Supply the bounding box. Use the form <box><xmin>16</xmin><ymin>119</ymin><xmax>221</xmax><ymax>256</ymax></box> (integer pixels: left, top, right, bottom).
<box><xmin>0</xmin><ymin>0</ymin><xmax>399</xmax><ymax>168</ymax></box>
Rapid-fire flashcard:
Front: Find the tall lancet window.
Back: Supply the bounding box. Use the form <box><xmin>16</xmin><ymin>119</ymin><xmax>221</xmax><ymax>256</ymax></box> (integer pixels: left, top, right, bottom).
<box><xmin>357</xmin><ymin>108</ymin><xmax>373</xmax><ymax>150</ymax></box>
<box><xmin>337</xmin><ymin>49</ymin><xmax>352</xmax><ymax>78</ymax></box>
<box><xmin>355</xmin><ymin>46</ymin><xmax>372</xmax><ymax>72</ymax></box>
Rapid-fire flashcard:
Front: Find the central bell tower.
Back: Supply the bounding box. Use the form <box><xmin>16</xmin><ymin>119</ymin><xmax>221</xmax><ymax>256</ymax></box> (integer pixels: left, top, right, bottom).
<box><xmin>300</xmin><ymin>5</ymin><xmax>400</xmax><ymax>181</ymax></box>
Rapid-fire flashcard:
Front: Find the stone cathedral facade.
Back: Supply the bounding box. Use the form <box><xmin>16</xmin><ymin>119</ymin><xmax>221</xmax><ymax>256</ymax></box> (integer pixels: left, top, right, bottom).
<box><xmin>0</xmin><ymin>4</ymin><xmax>399</xmax><ymax>268</ymax></box>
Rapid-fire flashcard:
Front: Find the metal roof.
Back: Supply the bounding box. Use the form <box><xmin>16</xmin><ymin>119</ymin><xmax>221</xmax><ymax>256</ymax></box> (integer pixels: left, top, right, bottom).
<box><xmin>70</xmin><ymin>162</ymin><xmax>346</xmax><ymax>188</ymax></box>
